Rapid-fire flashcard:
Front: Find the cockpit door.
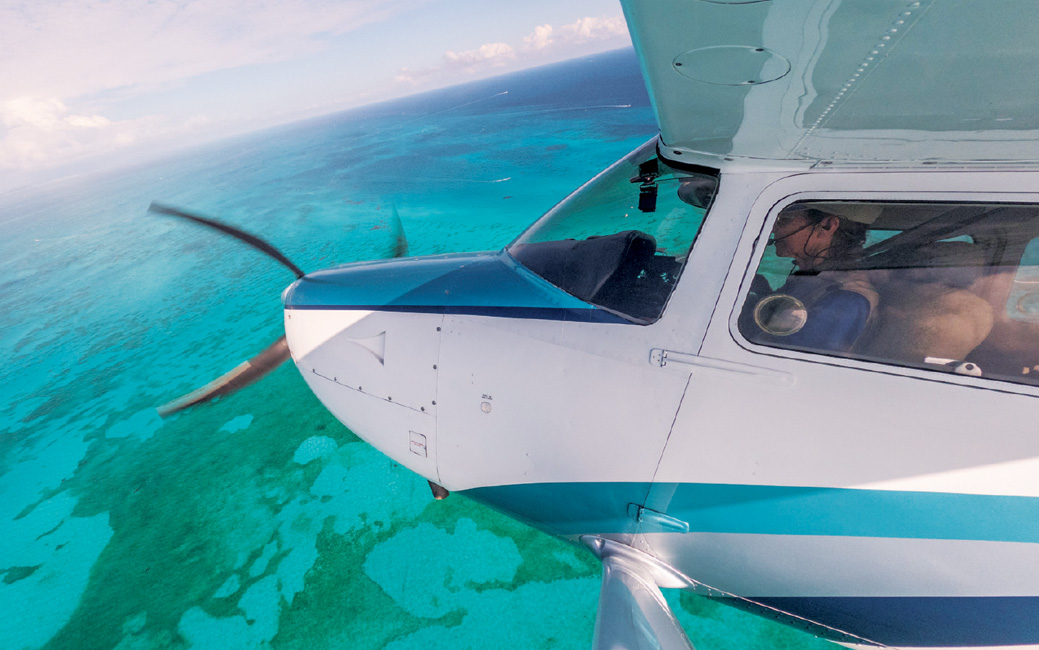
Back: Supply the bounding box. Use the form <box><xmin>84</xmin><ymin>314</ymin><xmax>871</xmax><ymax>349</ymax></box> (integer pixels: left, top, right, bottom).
<box><xmin>642</xmin><ymin>169</ymin><xmax>1039</xmax><ymax>603</ymax></box>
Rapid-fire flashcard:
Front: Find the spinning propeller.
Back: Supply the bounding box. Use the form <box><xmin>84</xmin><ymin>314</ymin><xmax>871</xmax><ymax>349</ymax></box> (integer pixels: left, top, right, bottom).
<box><xmin>149</xmin><ymin>201</ymin><xmax>408</xmax><ymax>416</ymax></box>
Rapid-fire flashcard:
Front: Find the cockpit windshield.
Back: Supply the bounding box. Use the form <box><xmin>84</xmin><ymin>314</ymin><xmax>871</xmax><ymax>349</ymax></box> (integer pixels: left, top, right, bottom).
<box><xmin>507</xmin><ymin>140</ymin><xmax>719</xmax><ymax>323</ymax></box>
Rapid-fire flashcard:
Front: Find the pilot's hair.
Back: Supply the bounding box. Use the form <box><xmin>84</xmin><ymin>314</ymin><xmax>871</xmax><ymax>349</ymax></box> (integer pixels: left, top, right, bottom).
<box><xmin>799</xmin><ymin>207</ymin><xmax>868</xmax><ymax>258</ymax></box>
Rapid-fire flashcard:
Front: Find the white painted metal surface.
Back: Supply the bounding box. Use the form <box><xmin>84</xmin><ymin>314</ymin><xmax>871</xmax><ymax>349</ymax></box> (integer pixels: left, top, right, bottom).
<box><xmin>285</xmin><ymin>308</ymin><xmax>442</xmax><ymax>480</ymax></box>
<box><xmin>435</xmin><ymin>313</ymin><xmax>689</xmax><ymax>490</ymax></box>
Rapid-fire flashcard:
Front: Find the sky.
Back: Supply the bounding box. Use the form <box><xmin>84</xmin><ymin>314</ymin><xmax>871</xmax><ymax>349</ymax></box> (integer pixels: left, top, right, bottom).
<box><xmin>0</xmin><ymin>0</ymin><xmax>633</xmax><ymax>193</ymax></box>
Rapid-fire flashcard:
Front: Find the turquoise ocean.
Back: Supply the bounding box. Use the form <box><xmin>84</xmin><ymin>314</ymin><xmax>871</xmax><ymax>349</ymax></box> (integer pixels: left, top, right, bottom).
<box><xmin>0</xmin><ymin>49</ymin><xmax>837</xmax><ymax>650</ymax></box>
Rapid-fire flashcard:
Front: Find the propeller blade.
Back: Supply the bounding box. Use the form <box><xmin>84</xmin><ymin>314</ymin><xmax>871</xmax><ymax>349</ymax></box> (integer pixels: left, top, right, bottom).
<box><xmin>157</xmin><ymin>336</ymin><xmax>291</xmax><ymax>416</ymax></box>
<box><xmin>388</xmin><ymin>203</ymin><xmax>409</xmax><ymax>258</ymax></box>
<box><xmin>149</xmin><ymin>202</ymin><xmax>305</xmax><ymax>279</ymax></box>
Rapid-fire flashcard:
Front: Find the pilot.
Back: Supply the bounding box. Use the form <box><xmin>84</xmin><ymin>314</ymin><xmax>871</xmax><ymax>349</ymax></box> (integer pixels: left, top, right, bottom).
<box><xmin>744</xmin><ymin>204</ymin><xmax>878</xmax><ymax>353</ymax></box>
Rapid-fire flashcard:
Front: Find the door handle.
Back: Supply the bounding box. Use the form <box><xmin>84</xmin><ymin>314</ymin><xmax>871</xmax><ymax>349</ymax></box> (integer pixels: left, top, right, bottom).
<box><xmin>650</xmin><ymin>349</ymin><xmax>793</xmax><ymax>387</ymax></box>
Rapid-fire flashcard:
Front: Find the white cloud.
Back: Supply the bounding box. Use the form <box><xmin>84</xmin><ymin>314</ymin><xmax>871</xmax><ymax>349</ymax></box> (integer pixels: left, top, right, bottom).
<box><xmin>1</xmin><ymin>96</ymin><xmax>112</xmax><ymax>159</ymax></box>
<box><xmin>522</xmin><ymin>15</ymin><xmax>628</xmax><ymax>52</ymax></box>
<box><xmin>394</xmin><ymin>67</ymin><xmax>422</xmax><ymax>84</ymax></box>
<box><xmin>557</xmin><ymin>15</ymin><xmax>628</xmax><ymax>43</ymax></box>
<box><xmin>0</xmin><ymin>0</ymin><xmax>427</xmax><ymax>173</ymax></box>
<box><xmin>443</xmin><ymin>42</ymin><xmax>516</xmax><ymax>70</ymax></box>
<box><xmin>2</xmin><ymin>97</ymin><xmax>74</xmax><ymax>130</ymax></box>
<box><xmin>0</xmin><ymin>0</ymin><xmax>424</xmax><ymax>101</ymax></box>
<box><xmin>0</xmin><ymin>95</ymin><xmax>205</xmax><ymax>171</ymax></box>
<box><xmin>64</xmin><ymin>114</ymin><xmax>111</xmax><ymax>129</ymax></box>
<box><xmin>523</xmin><ymin>24</ymin><xmax>554</xmax><ymax>51</ymax></box>
<box><xmin>0</xmin><ymin>4</ymin><xmax>630</xmax><ymax>177</ymax></box>
<box><xmin>397</xmin><ymin>41</ymin><xmax>516</xmax><ymax>84</ymax></box>
<box><xmin>398</xmin><ymin>14</ymin><xmax>629</xmax><ymax>85</ymax></box>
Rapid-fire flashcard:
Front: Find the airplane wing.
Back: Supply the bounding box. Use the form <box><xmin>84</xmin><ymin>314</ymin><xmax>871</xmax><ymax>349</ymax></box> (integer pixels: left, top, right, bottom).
<box><xmin>620</xmin><ymin>0</ymin><xmax>1039</xmax><ymax>165</ymax></box>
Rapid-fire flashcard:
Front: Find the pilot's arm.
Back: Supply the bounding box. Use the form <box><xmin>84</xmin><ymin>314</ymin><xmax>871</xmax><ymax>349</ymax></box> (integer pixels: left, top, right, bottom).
<box><xmin>784</xmin><ymin>289</ymin><xmax>870</xmax><ymax>352</ymax></box>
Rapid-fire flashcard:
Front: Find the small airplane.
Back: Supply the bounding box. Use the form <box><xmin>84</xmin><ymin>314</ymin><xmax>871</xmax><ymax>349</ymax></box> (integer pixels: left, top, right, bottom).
<box><xmin>151</xmin><ymin>0</ymin><xmax>1039</xmax><ymax>648</ymax></box>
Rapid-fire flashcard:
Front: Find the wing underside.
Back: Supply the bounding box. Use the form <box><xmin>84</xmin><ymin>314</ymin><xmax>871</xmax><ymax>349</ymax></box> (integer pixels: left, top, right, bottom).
<box><xmin>621</xmin><ymin>0</ymin><xmax>1039</xmax><ymax>165</ymax></box>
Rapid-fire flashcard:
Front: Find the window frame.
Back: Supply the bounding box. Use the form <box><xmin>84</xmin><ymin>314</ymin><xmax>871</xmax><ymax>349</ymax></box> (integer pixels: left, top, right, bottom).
<box><xmin>506</xmin><ymin>139</ymin><xmax>719</xmax><ymax>325</ymax></box>
<box><xmin>726</xmin><ymin>174</ymin><xmax>1039</xmax><ymax>397</ymax></box>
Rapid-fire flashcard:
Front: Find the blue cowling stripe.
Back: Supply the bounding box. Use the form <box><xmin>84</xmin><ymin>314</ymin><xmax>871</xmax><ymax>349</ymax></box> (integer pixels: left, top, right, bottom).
<box><xmin>463</xmin><ymin>482</ymin><xmax>1039</xmax><ymax>543</ymax></box>
<box><xmin>284</xmin><ymin>303</ymin><xmax>627</xmax><ymax>323</ymax></box>
<box><xmin>282</xmin><ymin>250</ymin><xmax>629</xmax><ymax>323</ymax></box>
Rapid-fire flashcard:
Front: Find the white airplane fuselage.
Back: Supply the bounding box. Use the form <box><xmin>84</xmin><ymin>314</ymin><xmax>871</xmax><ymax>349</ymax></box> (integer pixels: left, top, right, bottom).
<box><xmin>282</xmin><ymin>144</ymin><xmax>1039</xmax><ymax>648</ymax></box>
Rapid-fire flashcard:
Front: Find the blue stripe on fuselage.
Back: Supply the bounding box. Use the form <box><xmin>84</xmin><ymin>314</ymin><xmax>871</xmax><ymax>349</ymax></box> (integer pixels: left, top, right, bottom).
<box><xmin>733</xmin><ymin>596</ymin><xmax>1039</xmax><ymax>647</ymax></box>
<box><xmin>282</xmin><ymin>250</ymin><xmax>629</xmax><ymax>323</ymax></box>
<box><xmin>463</xmin><ymin>482</ymin><xmax>1039</xmax><ymax>543</ymax></box>
<box><xmin>462</xmin><ymin>482</ymin><xmax>1039</xmax><ymax>647</ymax></box>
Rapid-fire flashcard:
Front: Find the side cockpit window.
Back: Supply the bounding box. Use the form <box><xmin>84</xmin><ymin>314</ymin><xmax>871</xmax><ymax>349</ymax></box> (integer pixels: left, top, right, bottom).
<box><xmin>1009</xmin><ymin>238</ymin><xmax>1039</xmax><ymax>324</ymax></box>
<box><xmin>507</xmin><ymin>140</ymin><xmax>718</xmax><ymax>323</ymax></box>
<box><xmin>739</xmin><ymin>201</ymin><xmax>1039</xmax><ymax>387</ymax></box>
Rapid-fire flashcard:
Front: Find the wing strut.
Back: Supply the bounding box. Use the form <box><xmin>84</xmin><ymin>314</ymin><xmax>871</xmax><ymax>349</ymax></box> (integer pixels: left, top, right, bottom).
<box><xmin>585</xmin><ymin>537</ymin><xmax>696</xmax><ymax>650</ymax></box>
